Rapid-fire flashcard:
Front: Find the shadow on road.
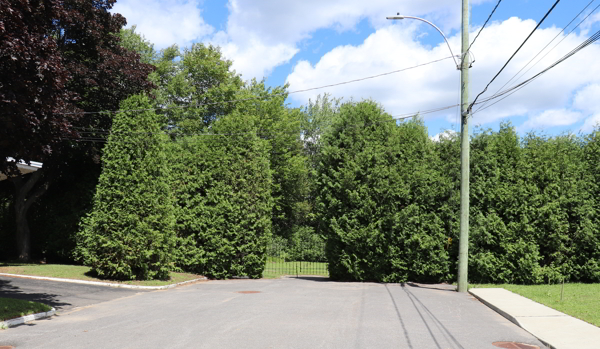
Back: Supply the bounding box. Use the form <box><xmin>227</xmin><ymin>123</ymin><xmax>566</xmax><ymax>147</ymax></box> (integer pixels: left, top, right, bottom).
<box><xmin>384</xmin><ymin>284</ymin><xmax>414</xmax><ymax>349</ymax></box>
<box><xmin>0</xmin><ymin>278</ymin><xmax>72</xmax><ymax>310</ymax></box>
<box><xmin>291</xmin><ymin>276</ymin><xmax>331</xmax><ymax>282</ymax></box>
<box><xmin>401</xmin><ymin>283</ymin><xmax>465</xmax><ymax>349</ymax></box>
<box><xmin>405</xmin><ymin>282</ymin><xmax>457</xmax><ymax>292</ymax></box>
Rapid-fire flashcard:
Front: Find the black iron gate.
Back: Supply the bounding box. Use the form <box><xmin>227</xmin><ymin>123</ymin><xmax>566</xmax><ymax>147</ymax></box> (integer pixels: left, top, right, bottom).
<box><xmin>264</xmin><ymin>235</ymin><xmax>328</xmax><ymax>278</ymax></box>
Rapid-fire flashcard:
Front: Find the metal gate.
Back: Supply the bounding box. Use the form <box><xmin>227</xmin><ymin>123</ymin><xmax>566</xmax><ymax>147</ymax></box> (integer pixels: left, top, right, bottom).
<box><xmin>264</xmin><ymin>235</ymin><xmax>328</xmax><ymax>278</ymax></box>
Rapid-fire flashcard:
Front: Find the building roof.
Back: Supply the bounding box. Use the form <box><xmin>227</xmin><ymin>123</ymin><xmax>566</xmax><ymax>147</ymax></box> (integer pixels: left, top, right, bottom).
<box><xmin>0</xmin><ymin>158</ymin><xmax>43</xmax><ymax>181</ymax></box>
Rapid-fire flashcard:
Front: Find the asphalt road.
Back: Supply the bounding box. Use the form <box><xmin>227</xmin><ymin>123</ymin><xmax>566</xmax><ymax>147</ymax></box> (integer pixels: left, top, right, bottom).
<box><xmin>0</xmin><ymin>275</ymin><xmax>146</xmax><ymax>311</ymax></box>
<box><xmin>0</xmin><ymin>277</ymin><xmax>547</xmax><ymax>349</ymax></box>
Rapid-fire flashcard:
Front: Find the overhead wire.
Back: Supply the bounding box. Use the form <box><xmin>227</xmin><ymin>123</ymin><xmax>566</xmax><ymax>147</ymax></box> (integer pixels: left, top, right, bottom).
<box><xmin>469</xmin><ymin>0</ymin><xmax>561</xmax><ymax>111</ymax></box>
<box><xmin>68</xmin><ymin>102</ymin><xmax>465</xmax><ymax>144</ymax></box>
<box><xmin>472</xmin><ymin>27</ymin><xmax>600</xmax><ymax>115</ymax></box>
<box><xmin>467</xmin><ymin>0</ymin><xmax>504</xmax><ymax>52</ymax></box>
<box><xmin>473</xmin><ymin>0</ymin><xmax>599</xmax><ymax>113</ymax></box>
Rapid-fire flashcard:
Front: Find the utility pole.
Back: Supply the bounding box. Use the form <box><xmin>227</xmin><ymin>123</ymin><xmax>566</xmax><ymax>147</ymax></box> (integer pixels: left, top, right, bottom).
<box><xmin>457</xmin><ymin>0</ymin><xmax>470</xmax><ymax>293</ymax></box>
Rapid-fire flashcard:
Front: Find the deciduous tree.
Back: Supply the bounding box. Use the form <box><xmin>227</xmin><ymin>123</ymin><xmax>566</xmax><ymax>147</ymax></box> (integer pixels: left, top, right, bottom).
<box><xmin>0</xmin><ymin>0</ymin><xmax>154</xmax><ymax>260</ymax></box>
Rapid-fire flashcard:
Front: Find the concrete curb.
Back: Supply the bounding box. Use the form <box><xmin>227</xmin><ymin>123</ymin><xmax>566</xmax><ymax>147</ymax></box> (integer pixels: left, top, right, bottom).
<box><xmin>469</xmin><ymin>289</ymin><xmax>557</xmax><ymax>349</ymax></box>
<box><xmin>0</xmin><ymin>308</ymin><xmax>56</xmax><ymax>329</ymax></box>
<box><xmin>0</xmin><ymin>273</ymin><xmax>207</xmax><ymax>290</ymax></box>
<box><xmin>469</xmin><ymin>289</ymin><xmax>523</xmax><ymax>327</ymax></box>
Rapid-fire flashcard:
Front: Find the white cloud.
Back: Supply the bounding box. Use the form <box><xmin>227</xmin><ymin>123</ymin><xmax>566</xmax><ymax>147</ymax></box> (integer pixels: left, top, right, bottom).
<box><xmin>581</xmin><ymin>114</ymin><xmax>600</xmax><ymax>132</ymax></box>
<box><xmin>287</xmin><ymin>24</ymin><xmax>461</xmax><ymax>117</ymax></box>
<box><xmin>112</xmin><ymin>0</ymin><xmax>213</xmax><ymax>49</ymax></box>
<box><xmin>430</xmin><ymin>130</ymin><xmax>457</xmax><ymax>142</ymax></box>
<box><xmin>110</xmin><ymin>1</ymin><xmax>600</xmax><ymax>128</ymax></box>
<box><xmin>215</xmin><ymin>0</ymin><xmax>492</xmax><ymax>80</ymax></box>
<box><xmin>112</xmin><ymin>0</ymin><xmax>493</xmax><ymax>80</ymax></box>
<box><xmin>286</xmin><ymin>17</ymin><xmax>600</xmax><ymax>129</ymax></box>
<box><xmin>580</xmin><ymin>11</ymin><xmax>600</xmax><ymax>36</ymax></box>
<box><xmin>217</xmin><ymin>38</ymin><xmax>299</xmax><ymax>80</ymax></box>
<box><xmin>573</xmin><ymin>84</ymin><xmax>600</xmax><ymax>132</ymax></box>
<box><xmin>574</xmin><ymin>84</ymin><xmax>600</xmax><ymax>113</ymax></box>
<box><xmin>222</xmin><ymin>0</ymin><xmax>483</xmax><ymax>45</ymax></box>
<box><xmin>519</xmin><ymin>109</ymin><xmax>583</xmax><ymax>131</ymax></box>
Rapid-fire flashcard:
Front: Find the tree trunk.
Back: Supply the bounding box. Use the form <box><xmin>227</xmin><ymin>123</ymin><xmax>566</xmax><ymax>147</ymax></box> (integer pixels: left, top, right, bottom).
<box><xmin>11</xmin><ymin>169</ymin><xmax>51</xmax><ymax>261</ymax></box>
<box><xmin>14</xmin><ymin>197</ymin><xmax>31</xmax><ymax>261</ymax></box>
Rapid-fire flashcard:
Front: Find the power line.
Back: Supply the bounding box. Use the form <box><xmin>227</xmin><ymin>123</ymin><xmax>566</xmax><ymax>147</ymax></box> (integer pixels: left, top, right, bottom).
<box><xmin>467</xmin><ymin>0</ymin><xmax>503</xmax><ymax>52</ymax></box>
<box><xmin>69</xmin><ymin>101</ymin><xmax>464</xmax><ymax>141</ymax></box>
<box><xmin>59</xmin><ymin>56</ymin><xmax>454</xmax><ymax>116</ymax></box>
<box><xmin>472</xmin><ymin>27</ymin><xmax>600</xmax><ymax>115</ymax></box>
<box><xmin>474</xmin><ymin>0</ymin><xmax>598</xmax><ymax>113</ymax></box>
<box><xmin>469</xmin><ymin>0</ymin><xmax>561</xmax><ymax>111</ymax></box>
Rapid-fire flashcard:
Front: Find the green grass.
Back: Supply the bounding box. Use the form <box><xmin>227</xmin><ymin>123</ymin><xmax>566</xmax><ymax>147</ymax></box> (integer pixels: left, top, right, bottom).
<box><xmin>0</xmin><ymin>263</ymin><xmax>203</xmax><ymax>286</ymax></box>
<box><xmin>263</xmin><ymin>258</ymin><xmax>329</xmax><ymax>279</ymax></box>
<box><xmin>0</xmin><ymin>297</ymin><xmax>52</xmax><ymax>322</ymax></box>
<box><xmin>471</xmin><ymin>283</ymin><xmax>600</xmax><ymax>327</ymax></box>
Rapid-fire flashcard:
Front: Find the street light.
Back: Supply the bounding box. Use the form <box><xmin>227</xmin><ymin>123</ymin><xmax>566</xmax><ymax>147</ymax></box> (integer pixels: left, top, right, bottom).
<box><xmin>387</xmin><ymin>7</ymin><xmax>471</xmax><ymax>293</ymax></box>
<box><xmin>386</xmin><ymin>13</ymin><xmax>461</xmax><ymax>70</ymax></box>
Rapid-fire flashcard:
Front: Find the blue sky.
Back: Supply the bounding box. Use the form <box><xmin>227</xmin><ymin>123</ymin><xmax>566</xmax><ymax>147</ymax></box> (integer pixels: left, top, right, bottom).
<box><xmin>113</xmin><ymin>0</ymin><xmax>600</xmax><ymax>138</ymax></box>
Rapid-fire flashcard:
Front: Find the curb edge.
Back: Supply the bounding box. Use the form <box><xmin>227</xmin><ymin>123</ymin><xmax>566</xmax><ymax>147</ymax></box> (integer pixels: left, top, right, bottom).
<box><xmin>469</xmin><ymin>289</ymin><xmax>557</xmax><ymax>349</ymax></box>
<box><xmin>0</xmin><ymin>273</ymin><xmax>207</xmax><ymax>290</ymax></box>
<box><xmin>0</xmin><ymin>308</ymin><xmax>56</xmax><ymax>329</ymax></box>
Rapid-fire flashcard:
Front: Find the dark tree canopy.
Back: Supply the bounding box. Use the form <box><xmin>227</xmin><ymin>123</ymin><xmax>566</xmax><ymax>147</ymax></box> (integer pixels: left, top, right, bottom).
<box><xmin>0</xmin><ymin>0</ymin><xmax>155</xmax><ymax>261</ymax></box>
<box><xmin>0</xmin><ymin>0</ymin><xmax>76</xmax><ymax>175</ymax></box>
<box><xmin>0</xmin><ymin>0</ymin><xmax>155</xmax><ymax>174</ymax></box>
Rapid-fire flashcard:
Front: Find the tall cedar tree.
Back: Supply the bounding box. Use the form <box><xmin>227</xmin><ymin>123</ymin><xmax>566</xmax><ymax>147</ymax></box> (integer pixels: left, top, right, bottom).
<box><xmin>77</xmin><ymin>94</ymin><xmax>175</xmax><ymax>280</ymax></box>
<box><xmin>0</xmin><ymin>0</ymin><xmax>154</xmax><ymax>260</ymax></box>
<box><xmin>317</xmin><ymin>101</ymin><xmax>450</xmax><ymax>282</ymax></box>
<box><xmin>169</xmin><ymin>112</ymin><xmax>273</xmax><ymax>279</ymax></box>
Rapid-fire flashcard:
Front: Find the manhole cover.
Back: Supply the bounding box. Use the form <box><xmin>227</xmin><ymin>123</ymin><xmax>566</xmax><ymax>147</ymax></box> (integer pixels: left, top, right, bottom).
<box><xmin>492</xmin><ymin>342</ymin><xmax>540</xmax><ymax>349</ymax></box>
<box><xmin>236</xmin><ymin>291</ymin><xmax>261</xmax><ymax>294</ymax></box>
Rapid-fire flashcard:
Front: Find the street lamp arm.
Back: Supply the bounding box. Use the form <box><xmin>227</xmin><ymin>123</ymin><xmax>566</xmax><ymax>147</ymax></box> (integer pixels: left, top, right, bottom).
<box><xmin>386</xmin><ymin>14</ymin><xmax>460</xmax><ymax>70</ymax></box>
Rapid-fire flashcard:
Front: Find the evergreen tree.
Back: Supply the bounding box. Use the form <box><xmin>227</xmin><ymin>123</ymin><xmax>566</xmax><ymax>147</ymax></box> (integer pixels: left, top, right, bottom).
<box><xmin>76</xmin><ymin>95</ymin><xmax>175</xmax><ymax>280</ymax></box>
<box><xmin>317</xmin><ymin>101</ymin><xmax>449</xmax><ymax>282</ymax></box>
<box><xmin>581</xmin><ymin>129</ymin><xmax>600</xmax><ymax>281</ymax></box>
<box><xmin>169</xmin><ymin>110</ymin><xmax>273</xmax><ymax>279</ymax></box>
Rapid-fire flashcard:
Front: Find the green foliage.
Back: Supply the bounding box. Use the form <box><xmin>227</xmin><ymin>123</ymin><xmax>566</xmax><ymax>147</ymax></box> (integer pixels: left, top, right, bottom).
<box><xmin>150</xmin><ymin>43</ymin><xmax>243</xmax><ymax>131</ymax></box>
<box><xmin>225</xmin><ymin>80</ymin><xmax>310</xmax><ymax>239</ymax></box>
<box><xmin>287</xmin><ymin>226</ymin><xmax>327</xmax><ymax>262</ymax></box>
<box><xmin>169</xmin><ymin>112</ymin><xmax>273</xmax><ymax>279</ymax></box>
<box><xmin>266</xmin><ymin>227</ymin><xmax>327</xmax><ymax>263</ymax></box>
<box><xmin>461</xmin><ymin>124</ymin><xmax>600</xmax><ymax>284</ymax></box>
<box><xmin>119</xmin><ymin>26</ymin><xmax>157</xmax><ymax>64</ymax></box>
<box><xmin>317</xmin><ymin>101</ymin><xmax>450</xmax><ymax>282</ymax></box>
<box><xmin>581</xmin><ymin>129</ymin><xmax>600</xmax><ymax>281</ymax></box>
<box><xmin>76</xmin><ymin>95</ymin><xmax>176</xmax><ymax>280</ymax></box>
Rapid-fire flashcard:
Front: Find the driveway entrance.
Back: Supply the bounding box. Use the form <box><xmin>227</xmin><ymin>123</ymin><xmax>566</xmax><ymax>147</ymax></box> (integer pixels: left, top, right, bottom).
<box><xmin>0</xmin><ymin>277</ymin><xmax>546</xmax><ymax>349</ymax></box>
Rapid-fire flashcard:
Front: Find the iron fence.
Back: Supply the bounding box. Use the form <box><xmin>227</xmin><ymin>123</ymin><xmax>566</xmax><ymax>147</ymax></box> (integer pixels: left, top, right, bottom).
<box><xmin>264</xmin><ymin>235</ymin><xmax>328</xmax><ymax>277</ymax></box>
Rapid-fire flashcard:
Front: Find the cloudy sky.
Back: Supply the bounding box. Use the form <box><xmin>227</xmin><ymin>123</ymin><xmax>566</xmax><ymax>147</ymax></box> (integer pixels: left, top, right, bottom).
<box><xmin>111</xmin><ymin>0</ymin><xmax>600</xmax><ymax>137</ymax></box>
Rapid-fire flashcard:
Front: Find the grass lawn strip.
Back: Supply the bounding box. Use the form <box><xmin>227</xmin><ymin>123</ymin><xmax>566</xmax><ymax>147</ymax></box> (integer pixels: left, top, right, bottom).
<box><xmin>472</xmin><ymin>283</ymin><xmax>600</xmax><ymax>327</ymax></box>
<box><xmin>0</xmin><ymin>297</ymin><xmax>52</xmax><ymax>322</ymax></box>
<box><xmin>0</xmin><ymin>263</ymin><xmax>203</xmax><ymax>287</ymax></box>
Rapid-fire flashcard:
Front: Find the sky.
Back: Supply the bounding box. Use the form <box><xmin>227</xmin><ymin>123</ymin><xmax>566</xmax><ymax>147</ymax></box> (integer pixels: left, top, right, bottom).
<box><xmin>111</xmin><ymin>0</ymin><xmax>600</xmax><ymax>138</ymax></box>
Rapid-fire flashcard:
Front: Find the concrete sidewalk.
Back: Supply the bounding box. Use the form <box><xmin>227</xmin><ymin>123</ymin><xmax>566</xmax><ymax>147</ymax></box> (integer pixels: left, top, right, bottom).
<box><xmin>470</xmin><ymin>288</ymin><xmax>600</xmax><ymax>349</ymax></box>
